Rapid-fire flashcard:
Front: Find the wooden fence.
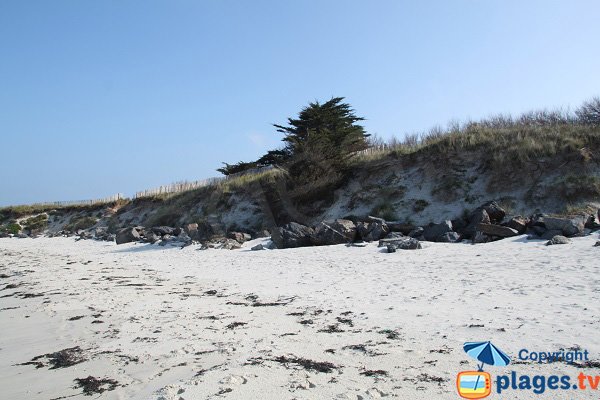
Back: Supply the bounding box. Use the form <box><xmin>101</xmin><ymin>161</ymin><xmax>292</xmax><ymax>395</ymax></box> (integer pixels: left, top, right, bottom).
<box><xmin>133</xmin><ymin>165</ymin><xmax>276</xmax><ymax>199</ymax></box>
<box><xmin>20</xmin><ymin>193</ymin><xmax>125</xmax><ymax>208</ymax></box>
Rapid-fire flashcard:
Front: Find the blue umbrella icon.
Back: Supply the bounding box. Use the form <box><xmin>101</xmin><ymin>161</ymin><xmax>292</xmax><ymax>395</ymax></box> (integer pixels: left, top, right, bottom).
<box><xmin>464</xmin><ymin>341</ymin><xmax>511</xmax><ymax>370</ymax></box>
<box><xmin>463</xmin><ymin>341</ymin><xmax>511</xmax><ymax>391</ymax></box>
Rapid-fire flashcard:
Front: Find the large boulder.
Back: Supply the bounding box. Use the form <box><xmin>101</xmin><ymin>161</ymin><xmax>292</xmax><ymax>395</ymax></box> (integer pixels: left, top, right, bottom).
<box><xmin>311</xmin><ymin>219</ymin><xmax>357</xmax><ymax>246</ymax></box>
<box><xmin>505</xmin><ymin>216</ymin><xmax>528</xmax><ymax>234</ymax></box>
<box><xmin>408</xmin><ymin>226</ymin><xmax>424</xmax><ymax>238</ymax></box>
<box><xmin>356</xmin><ymin>221</ymin><xmax>389</xmax><ymax>242</ymax></box>
<box><xmin>476</xmin><ymin>223</ymin><xmax>519</xmax><ymax>238</ymax></box>
<box><xmin>543</xmin><ymin>216</ymin><xmax>585</xmax><ymax>237</ymax></box>
<box><xmin>116</xmin><ymin>227</ymin><xmax>142</xmax><ymax>245</ymax></box>
<box><xmin>422</xmin><ymin>221</ymin><xmax>453</xmax><ymax>242</ymax></box>
<box><xmin>479</xmin><ymin>201</ymin><xmax>506</xmax><ymax>223</ymax></box>
<box><xmin>271</xmin><ymin>222</ymin><xmax>314</xmax><ymax>249</ymax></box>
<box><xmin>463</xmin><ymin>209</ymin><xmax>491</xmax><ymax>238</ymax></box>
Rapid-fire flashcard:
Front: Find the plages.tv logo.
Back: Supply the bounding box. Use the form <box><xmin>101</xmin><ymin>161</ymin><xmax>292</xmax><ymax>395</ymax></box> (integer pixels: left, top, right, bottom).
<box><xmin>456</xmin><ymin>341</ymin><xmax>510</xmax><ymax>399</ymax></box>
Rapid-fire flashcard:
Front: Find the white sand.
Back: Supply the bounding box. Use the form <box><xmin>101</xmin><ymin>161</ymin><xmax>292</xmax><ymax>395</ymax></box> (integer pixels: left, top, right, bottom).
<box><xmin>1</xmin><ymin>236</ymin><xmax>599</xmax><ymax>399</ymax></box>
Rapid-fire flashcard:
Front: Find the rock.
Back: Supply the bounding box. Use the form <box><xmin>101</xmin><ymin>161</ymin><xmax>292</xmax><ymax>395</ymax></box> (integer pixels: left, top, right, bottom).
<box><xmin>173</xmin><ymin>227</ymin><xmax>184</xmax><ymax>236</ymax></box>
<box><xmin>473</xmin><ymin>231</ymin><xmax>491</xmax><ymax>244</ymax></box>
<box><xmin>151</xmin><ymin>226</ymin><xmax>175</xmax><ymax>236</ymax></box>
<box><xmin>386</xmin><ymin>245</ymin><xmax>396</xmax><ymax>253</ymax></box>
<box><xmin>185</xmin><ymin>223</ymin><xmax>198</xmax><ymax>234</ymax></box>
<box><xmin>251</xmin><ymin>243</ymin><xmax>265</xmax><ymax>251</ymax></box>
<box><xmin>384</xmin><ymin>232</ymin><xmax>405</xmax><ymax>240</ymax></box>
<box><xmin>176</xmin><ymin>231</ymin><xmax>191</xmax><ymax>242</ymax></box>
<box><xmin>386</xmin><ymin>222</ymin><xmax>415</xmax><ymax>235</ymax></box>
<box><xmin>543</xmin><ymin>216</ymin><xmax>585</xmax><ymax>237</ymax></box>
<box><xmin>379</xmin><ymin>237</ymin><xmax>422</xmax><ymax>250</ymax></box>
<box><xmin>356</xmin><ymin>221</ymin><xmax>389</xmax><ymax>242</ymax></box>
<box><xmin>541</xmin><ymin>229</ymin><xmax>563</xmax><ymax>240</ymax></box>
<box><xmin>530</xmin><ymin>225</ymin><xmax>546</xmax><ymax>237</ymax></box>
<box><xmin>546</xmin><ymin>235</ymin><xmax>570</xmax><ymax>246</ymax></box>
<box><xmin>271</xmin><ymin>222</ymin><xmax>314</xmax><ymax>249</ymax></box>
<box><xmin>228</xmin><ymin>231</ymin><xmax>252</xmax><ymax>244</ymax></box>
<box><xmin>144</xmin><ymin>232</ymin><xmax>160</xmax><ymax>244</ymax></box>
<box><xmin>17</xmin><ymin>233</ymin><xmax>29</xmax><ymax>238</ymax></box>
<box><xmin>408</xmin><ymin>227</ymin><xmax>424</xmax><ymax>238</ymax></box>
<box><xmin>422</xmin><ymin>221</ymin><xmax>453</xmax><ymax>242</ymax></box>
<box><xmin>475</xmin><ymin>223</ymin><xmax>519</xmax><ymax>238</ymax></box>
<box><xmin>93</xmin><ymin>226</ymin><xmax>108</xmax><ymax>238</ymax></box>
<box><xmin>78</xmin><ymin>231</ymin><xmax>93</xmax><ymax>240</ymax></box>
<box><xmin>506</xmin><ymin>216</ymin><xmax>528</xmax><ymax>234</ymax></box>
<box><xmin>479</xmin><ymin>201</ymin><xmax>506</xmax><ymax>223</ymax></box>
<box><xmin>585</xmin><ymin>215</ymin><xmax>600</xmax><ymax>231</ymax></box>
<box><xmin>438</xmin><ymin>231</ymin><xmax>461</xmax><ymax>242</ymax></box>
<box><xmin>594</xmin><ymin>241</ymin><xmax>600</xmax><ymax>247</ymax></box>
<box><xmin>311</xmin><ymin>219</ymin><xmax>357</xmax><ymax>246</ymax></box>
<box><xmin>463</xmin><ymin>209</ymin><xmax>491</xmax><ymax>238</ymax></box>
<box><xmin>219</xmin><ymin>238</ymin><xmax>242</xmax><ymax>250</ymax></box>
<box><xmin>256</xmin><ymin>230</ymin><xmax>271</xmax><ymax>238</ymax></box>
<box><xmin>115</xmin><ymin>227</ymin><xmax>142</xmax><ymax>244</ymax></box>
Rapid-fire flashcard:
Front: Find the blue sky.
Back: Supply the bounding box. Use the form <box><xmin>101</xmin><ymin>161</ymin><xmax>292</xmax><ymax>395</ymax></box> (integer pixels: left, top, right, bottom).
<box><xmin>1</xmin><ymin>1</ymin><xmax>599</xmax><ymax>205</ymax></box>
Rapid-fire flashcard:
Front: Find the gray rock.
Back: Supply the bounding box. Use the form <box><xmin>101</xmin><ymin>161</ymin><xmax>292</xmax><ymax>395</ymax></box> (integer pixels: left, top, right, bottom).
<box><xmin>473</xmin><ymin>231</ymin><xmax>492</xmax><ymax>244</ymax></box>
<box><xmin>585</xmin><ymin>215</ymin><xmax>600</xmax><ymax>231</ymax></box>
<box><xmin>219</xmin><ymin>238</ymin><xmax>242</xmax><ymax>250</ymax></box>
<box><xmin>271</xmin><ymin>222</ymin><xmax>314</xmax><ymax>249</ymax></box>
<box><xmin>479</xmin><ymin>201</ymin><xmax>506</xmax><ymax>223</ymax></box>
<box><xmin>311</xmin><ymin>219</ymin><xmax>357</xmax><ymax>246</ymax></box>
<box><xmin>379</xmin><ymin>237</ymin><xmax>422</xmax><ymax>250</ymax></box>
<box><xmin>115</xmin><ymin>227</ymin><xmax>142</xmax><ymax>244</ymax></box>
<box><xmin>408</xmin><ymin>227</ymin><xmax>424</xmax><ymax>238</ymax></box>
<box><xmin>422</xmin><ymin>221</ymin><xmax>453</xmax><ymax>242</ymax></box>
<box><xmin>251</xmin><ymin>243</ymin><xmax>265</xmax><ymax>251</ymax></box>
<box><xmin>144</xmin><ymin>232</ymin><xmax>160</xmax><ymax>244</ymax></box>
<box><xmin>463</xmin><ymin>209</ymin><xmax>490</xmax><ymax>238</ymax></box>
<box><xmin>541</xmin><ymin>229</ymin><xmax>564</xmax><ymax>240</ymax></box>
<box><xmin>546</xmin><ymin>235</ymin><xmax>570</xmax><ymax>246</ymax></box>
<box><xmin>505</xmin><ymin>216</ymin><xmax>528</xmax><ymax>234</ymax></box>
<box><xmin>356</xmin><ymin>221</ymin><xmax>389</xmax><ymax>242</ymax></box>
<box><xmin>151</xmin><ymin>226</ymin><xmax>175</xmax><ymax>236</ymax></box>
<box><xmin>228</xmin><ymin>231</ymin><xmax>252</xmax><ymax>244</ymax></box>
<box><xmin>384</xmin><ymin>232</ymin><xmax>405</xmax><ymax>240</ymax></box>
<box><xmin>386</xmin><ymin>245</ymin><xmax>396</xmax><ymax>253</ymax></box>
<box><xmin>438</xmin><ymin>231</ymin><xmax>461</xmax><ymax>242</ymax></box>
<box><xmin>594</xmin><ymin>241</ymin><xmax>600</xmax><ymax>247</ymax></box>
<box><xmin>476</xmin><ymin>223</ymin><xmax>519</xmax><ymax>238</ymax></box>
<box><xmin>543</xmin><ymin>216</ymin><xmax>585</xmax><ymax>237</ymax></box>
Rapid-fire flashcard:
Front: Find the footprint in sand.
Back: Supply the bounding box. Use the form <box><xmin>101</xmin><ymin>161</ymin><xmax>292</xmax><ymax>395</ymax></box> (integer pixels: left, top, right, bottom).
<box><xmin>219</xmin><ymin>374</ymin><xmax>248</xmax><ymax>385</ymax></box>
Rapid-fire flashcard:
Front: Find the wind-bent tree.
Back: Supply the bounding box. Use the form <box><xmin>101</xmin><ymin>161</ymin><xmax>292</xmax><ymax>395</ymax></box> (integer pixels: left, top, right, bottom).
<box><xmin>274</xmin><ymin>97</ymin><xmax>369</xmax><ymax>166</ymax></box>
<box><xmin>218</xmin><ymin>97</ymin><xmax>369</xmax><ymax>176</ymax></box>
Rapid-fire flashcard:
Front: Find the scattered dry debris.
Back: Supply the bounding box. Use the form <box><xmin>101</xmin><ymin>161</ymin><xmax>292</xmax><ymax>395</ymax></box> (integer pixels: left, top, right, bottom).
<box><xmin>20</xmin><ymin>347</ymin><xmax>87</xmax><ymax>369</ymax></box>
<box><xmin>361</xmin><ymin>369</ymin><xmax>388</xmax><ymax>377</ymax></box>
<box><xmin>318</xmin><ymin>324</ymin><xmax>345</xmax><ymax>333</ymax></box>
<box><xmin>74</xmin><ymin>376</ymin><xmax>119</xmax><ymax>395</ymax></box>
<box><xmin>226</xmin><ymin>322</ymin><xmax>247</xmax><ymax>329</ymax></box>
<box><xmin>272</xmin><ymin>355</ymin><xmax>338</xmax><ymax>373</ymax></box>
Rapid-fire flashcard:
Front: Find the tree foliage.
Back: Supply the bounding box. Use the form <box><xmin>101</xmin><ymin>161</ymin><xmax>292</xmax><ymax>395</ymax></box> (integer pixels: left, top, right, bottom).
<box><xmin>218</xmin><ymin>97</ymin><xmax>369</xmax><ymax>176</ymax></box>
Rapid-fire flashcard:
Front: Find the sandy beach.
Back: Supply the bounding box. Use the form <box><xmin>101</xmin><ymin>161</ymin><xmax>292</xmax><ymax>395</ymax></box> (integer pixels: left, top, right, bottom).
<box><xmin>1</xmin><ymin>236</ymin><xmax>599</xmax><ymax>399</ymax></box>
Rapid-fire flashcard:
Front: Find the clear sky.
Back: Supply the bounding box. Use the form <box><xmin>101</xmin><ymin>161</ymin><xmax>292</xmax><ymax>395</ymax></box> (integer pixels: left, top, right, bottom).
<box><xmin>1</xmin><ymin>1</ymin><xmax>599</xmax><ymax>206</ymax></box>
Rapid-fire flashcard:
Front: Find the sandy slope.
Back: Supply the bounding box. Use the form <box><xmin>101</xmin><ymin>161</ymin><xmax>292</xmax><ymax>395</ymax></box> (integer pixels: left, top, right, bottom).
<box><xmin>0</xmin><ymin>235</ymin><xmax>599</xmax><ymax>399</ymax></box>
